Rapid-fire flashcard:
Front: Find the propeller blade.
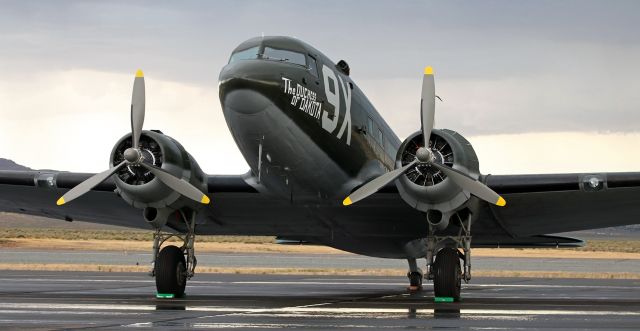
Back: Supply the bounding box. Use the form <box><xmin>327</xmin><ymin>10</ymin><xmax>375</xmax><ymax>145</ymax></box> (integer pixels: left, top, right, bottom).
<box><xmin>57</xmin><ymin>162</ymin><xmax>126</xmax><ymax>206</ymax></box>
<box><xmin>131</xmin><ymin>69</ymin><xmax>145</xmax><ymax>149</ymax></box>
<box><xmin>139</xmin><ymin>163</ymin><xmax>210</xmax><ymax>204</ymax></box>
<box><xmin>343</xmin><ymin>160</ymin><xmax>417</xmax><ymax>206</ymax></box>
<box><xmin>431</xmin><ymin>163</ymin><xmax>506</xmax><ymax>206</ymax></box>
<box><xmin>421</xmin><ymin>66</ymin><xmax>435</xmax><ymax>148</ymax></box>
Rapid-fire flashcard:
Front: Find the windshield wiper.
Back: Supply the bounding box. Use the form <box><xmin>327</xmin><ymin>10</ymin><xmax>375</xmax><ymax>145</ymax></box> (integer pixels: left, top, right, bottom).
<box><xmin>257</xmin><ymin>54</ymin><xmax>289</xmax><ymax>62</ymax></box>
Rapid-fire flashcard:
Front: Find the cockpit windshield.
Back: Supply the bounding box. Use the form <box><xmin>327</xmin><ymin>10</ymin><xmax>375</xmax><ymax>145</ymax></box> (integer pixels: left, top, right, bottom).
<box><xmin>228</xmin><ymin>46</ymin><xmax>259</xmax><ymax>63</ymax></box>
<box><xmin>228</xmin><ymin>44</ymin><xmax>308</xmax><ymax>68</ymax></box>
<box><xmin>261</xmin><ymin>47</ymin><xmax>306</xmax><ymax>66</ymax></box>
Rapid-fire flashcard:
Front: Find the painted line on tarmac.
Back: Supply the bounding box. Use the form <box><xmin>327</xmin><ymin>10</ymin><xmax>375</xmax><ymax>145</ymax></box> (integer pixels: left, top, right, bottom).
<box><xmin>0</xmin><ymin>303</ymin><xmax>639</xmax><ymax>316</ymax></box>
<box><xmin>231</xmin><ymin>281</ymin><xmax>640</xmax><ymax>290</ymax></box>
<box><xmin>1</xmin><ymin>278</ymin><xmax>639</xmax><ymax>290</ymax></box>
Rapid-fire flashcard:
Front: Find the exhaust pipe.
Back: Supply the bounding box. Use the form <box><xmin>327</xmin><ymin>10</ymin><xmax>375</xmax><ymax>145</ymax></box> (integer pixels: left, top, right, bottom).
<box><xmin>427</xmin><ymin>209</ymin><xmax>450</xmax><ymax>231</ymax></box>
<box><xmin>143</xmin><ymin>207</ymin><xmax>173</xmax><ymax>229</ymax></box>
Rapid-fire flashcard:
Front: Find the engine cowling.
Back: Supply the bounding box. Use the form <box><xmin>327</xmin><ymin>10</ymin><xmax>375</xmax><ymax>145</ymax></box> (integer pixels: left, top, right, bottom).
<box><xmin>395</xmin><ymin>129</ymin><xmax>480</xmax><ymax>230</ymax></box>
<box><xmin>109</xmin><ymin>130</ymin><xmax>207</xmax><ymax>215</ymax></box>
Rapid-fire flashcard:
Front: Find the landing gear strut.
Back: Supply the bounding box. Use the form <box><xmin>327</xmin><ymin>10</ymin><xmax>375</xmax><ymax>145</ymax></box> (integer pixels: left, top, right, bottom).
<box><xmin>149</xmin><ymin>209</ymin><xmax>198</xmax><ymax>297</ymax></box>
<box><xmin>425</xmin><ymin>214</ymin><xmax>472</xmax><ymax>301</ymax></box>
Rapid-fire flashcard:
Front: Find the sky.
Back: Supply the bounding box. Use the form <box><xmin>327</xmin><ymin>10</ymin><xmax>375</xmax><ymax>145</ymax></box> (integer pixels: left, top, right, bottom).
<box><xmin>0</xmin><ymin>0</ymin><xmax>639</xmax><ymax>174</ymax></box>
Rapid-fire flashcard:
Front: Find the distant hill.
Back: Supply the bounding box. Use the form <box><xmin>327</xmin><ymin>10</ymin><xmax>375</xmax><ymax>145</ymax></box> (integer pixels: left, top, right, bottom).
<box><xmin>0</xmin><ymin>158</ymin><xmax>31</xmax><ymax>171</ymax></box>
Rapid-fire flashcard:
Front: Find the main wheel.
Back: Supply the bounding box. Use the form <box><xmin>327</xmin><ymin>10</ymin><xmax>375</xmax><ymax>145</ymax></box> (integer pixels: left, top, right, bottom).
<box><xmin>408</xmin><ymin>271</ymin><xmax>423</xmax><ymax>287</ymax></box>
<box><xmin>155</xmin><ymin>245</ymin><xmax>187</xmax><ymax>297</ymax></box>
<box><xmin>407</xmin><ymin>271</ymin><xmax>423</xmax><ymax>292</ymax></box>
<box><xmin>433</xmin><ymin>247</ymin><xmax>462</xmax><ymax>300</ymax></box>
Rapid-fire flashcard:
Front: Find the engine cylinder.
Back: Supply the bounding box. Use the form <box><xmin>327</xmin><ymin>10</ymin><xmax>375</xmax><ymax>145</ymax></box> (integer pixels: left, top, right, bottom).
<box><xmin>109</xmin><ymin>130</ymin><xmax>207</xmax><ymax>210</ymax></box>
<box><xmin>395</xmin><ymin>129</ymin><xmax>480</xmax><ymax>229</ymax></box>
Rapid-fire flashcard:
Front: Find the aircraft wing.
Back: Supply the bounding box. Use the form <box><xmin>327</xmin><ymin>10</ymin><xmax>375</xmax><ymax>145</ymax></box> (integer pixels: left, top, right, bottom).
<box><xmin>0</xmin><ymin>170</ymin><xmax>257</xmax><ymax>230</ymax></box>
<box><xmin>1</xmin><ymin>169</ymin><xmax>640</xmax><ymax>246</ymax></box>
<box><xmin>307</xmin><ymin>171</ymin><xmax>640</xmax><ymax>256</ymax></box>
<box><xmin>480</xmin><ymin>172</ymin><xmax>640</xmax><ymax>236</ymax></box>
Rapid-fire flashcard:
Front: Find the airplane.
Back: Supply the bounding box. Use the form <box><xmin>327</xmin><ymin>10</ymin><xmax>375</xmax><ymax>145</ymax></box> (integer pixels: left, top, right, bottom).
<box><xmin>1</xmin><ymin>36</ymin><xmax>639</xmax><ymax>301</ymax></box>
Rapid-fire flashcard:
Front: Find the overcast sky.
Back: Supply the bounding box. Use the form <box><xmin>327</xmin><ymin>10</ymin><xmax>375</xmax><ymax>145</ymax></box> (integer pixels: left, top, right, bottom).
<box><xmin>1</xmin><ymin>0</ymin><xmax>639</xmax><ymax>174</ymax></box>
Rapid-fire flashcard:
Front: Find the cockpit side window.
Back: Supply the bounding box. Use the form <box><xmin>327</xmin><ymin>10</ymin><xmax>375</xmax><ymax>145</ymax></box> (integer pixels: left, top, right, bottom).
<box><xmin>307</xmin><ymin>55</ymin><xmax>319</xmax><ymax>77</ymax></box>
<box><xmin>229</xmin><ymin>46</ymin><xmax>259</xmax><ymax>63</ymax></box>
<box><xmin>262</xmin><ymin>47</ymin><xmax>306</xmax><ymax>66</ymax></box>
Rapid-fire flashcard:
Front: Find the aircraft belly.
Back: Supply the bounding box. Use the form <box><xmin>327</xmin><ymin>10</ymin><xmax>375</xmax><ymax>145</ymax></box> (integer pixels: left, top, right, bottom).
<box><xmin>222</xmin><ymin>89</ymin><xmax>350</xmax><ymax>201</ymax></box>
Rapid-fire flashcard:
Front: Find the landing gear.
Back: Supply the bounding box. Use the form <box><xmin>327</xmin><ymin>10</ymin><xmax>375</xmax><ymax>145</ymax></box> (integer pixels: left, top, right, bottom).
<box><xmin>149</xmin><ymin>209</ymin><xmax>198</xmax><ymax>297</ymax></box>
<box><xmin>425</xmin><ymin>214</ymin><xmax>472</xmax><ymax>301</ymax></box>
<box><xmin>407</xmin><ymin>258</ymin><xmax>423</xmax><ymax>291</ymax></box>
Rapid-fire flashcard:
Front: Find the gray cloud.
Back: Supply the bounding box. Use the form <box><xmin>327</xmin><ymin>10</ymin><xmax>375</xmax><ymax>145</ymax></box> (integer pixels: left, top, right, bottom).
<box><xmin>0</xmin><ymin>0</ymin><xmax>638</xmax><ymax>135</ymax></box>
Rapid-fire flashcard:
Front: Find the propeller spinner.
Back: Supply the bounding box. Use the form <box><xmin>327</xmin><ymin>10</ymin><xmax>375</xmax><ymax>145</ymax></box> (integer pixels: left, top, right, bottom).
<box><xmin>56</xmin><ymin>70</ymin><xmax>210</xmax><ymax>206</ymax></box>
<box><xmin>343</xmin><ymin>67</ymin><xmax>506</xmax><ymax>207</ymax></box>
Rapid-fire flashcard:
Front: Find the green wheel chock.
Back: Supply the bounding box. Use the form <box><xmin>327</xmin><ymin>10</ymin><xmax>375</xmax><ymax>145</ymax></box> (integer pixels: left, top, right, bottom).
<box><xmin>434</xmin><ymin>296</ymin><xmax>455</xmax><ymax>303</ymax></box>
<box><xmin>156</xmin><ymin>293</ymin><xmax>175</xmax><ymax>299</ymax></box>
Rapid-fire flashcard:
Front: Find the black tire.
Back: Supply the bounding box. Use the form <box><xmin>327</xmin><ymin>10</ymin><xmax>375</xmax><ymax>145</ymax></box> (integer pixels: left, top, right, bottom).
<box><xmin>433</xmin><ymin>247</ymin><xmax>461</xmax><ymax>300</ymax></box>
<box><xmin>155</xmin><ymin>245</ymin><xmax>186</xmax><ymax>297</ymax></box>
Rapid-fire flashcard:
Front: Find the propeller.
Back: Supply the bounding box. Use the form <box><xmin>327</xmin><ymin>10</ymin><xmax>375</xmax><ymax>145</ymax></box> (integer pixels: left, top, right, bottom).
<box><xmin>56</xmin><ymin>70</ymin><xmax>210</xmax><ymax>206</ymax></box>
<box><xmin>343</xmin><ymin>66</ymin><xmax>506</xmax><ymax>207</ymax></box>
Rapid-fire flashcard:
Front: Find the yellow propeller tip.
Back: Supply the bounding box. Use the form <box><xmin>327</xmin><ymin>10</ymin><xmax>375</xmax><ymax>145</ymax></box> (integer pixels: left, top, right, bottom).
<box><xmin>56</xmin><ymin>197</ymin><xmax>65</xmax><ymax>206</ymax></box>
<box><xmin>343</xmin><ymin>197</ymin><xmax>352</xmax><ymax>206</ymax></box>
<box><xmin>424</xmin><ymin>66</ymin><xmax>434</xmax><ymax>75</ymax></box>
<box><xmin>136</xmin><ymin>69</ymin><xmax>144</xmax><ymax>78</ymax></box>
<box><xmin>496</xmin><ymin>197</ymin><xmax>506</xmax><ymax>207</ymax></box>
<box><xmin>201</xmin><ymin>195</ymin><xmax>210</xmax><ymax>204</ymax></box>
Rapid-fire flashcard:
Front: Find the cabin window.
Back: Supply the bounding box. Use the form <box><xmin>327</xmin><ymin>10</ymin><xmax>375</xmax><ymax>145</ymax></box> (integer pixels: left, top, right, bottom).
<box><xmin>228</xmin><ymin>46</ymin><xmax>259</xmax><ymax>63</ymax></box>
<box><xmin>308</xmin><ymin>55</ymin><xmax>319</xmax><ymax>77</ymax></box>
<box><xmin>327</xmin><ymin>77</ymin><xmax>336</xmax><ymax>93</ymax></box>
<box><xmin>262</xmin><ymin>47</ymin><xmax>306</xmax><ymax>66</ymax></box>
<box><xmin>367</xmin><ymin>117</ymin><xmax>374</xmax><ymax>136</ymax></box>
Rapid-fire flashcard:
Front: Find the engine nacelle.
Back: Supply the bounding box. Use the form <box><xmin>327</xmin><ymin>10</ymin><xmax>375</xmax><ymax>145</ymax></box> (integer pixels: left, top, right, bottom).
<box><xmin>395</xmin><ymin>129</ymin><xmax>480</xmax><ymax>230</ymax></box>
<box><xmin>109</xmin><ymin>130</ymin><xmax>207</xmax><ymax>214</ymax></box>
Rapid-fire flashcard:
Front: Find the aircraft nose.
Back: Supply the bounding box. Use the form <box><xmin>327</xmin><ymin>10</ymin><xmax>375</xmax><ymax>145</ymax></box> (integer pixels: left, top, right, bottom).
<box><xmin>219</xmin><ymin>61</ymin><xmax>277</xmax><ymax>115</ymax></box>
<box><xmin>220</xmin><ymin>88</ymin><xmax>271</xmax><ymax>115</ymax></box>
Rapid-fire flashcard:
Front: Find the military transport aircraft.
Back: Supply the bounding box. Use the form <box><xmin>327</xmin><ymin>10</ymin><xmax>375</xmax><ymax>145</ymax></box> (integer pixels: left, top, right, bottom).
<box><xmin>1</xmin><ymin>36</ymin><xmax>639</xmax><ymax>300</ymax></box>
